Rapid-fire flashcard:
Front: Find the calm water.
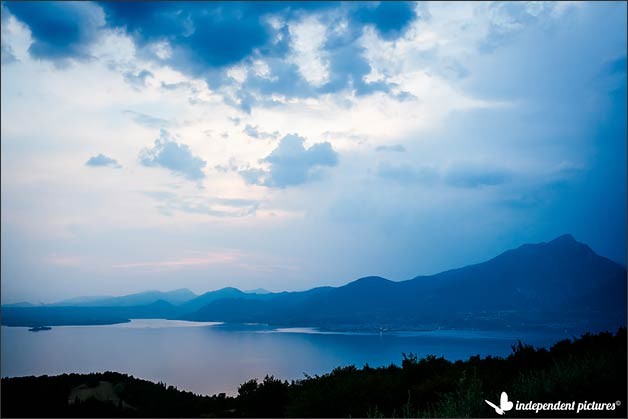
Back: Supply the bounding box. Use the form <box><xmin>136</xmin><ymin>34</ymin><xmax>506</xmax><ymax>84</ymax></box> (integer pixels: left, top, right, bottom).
<box><xmin>1</xmin><ymin>319</ymin><xmax>577</xmax><ymax>396</ymax></box>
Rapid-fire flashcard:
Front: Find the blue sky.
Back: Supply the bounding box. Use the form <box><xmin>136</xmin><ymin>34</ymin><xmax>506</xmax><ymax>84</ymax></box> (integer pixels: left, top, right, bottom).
<box><xmin>1</xmin><ymin>1</ymin><xmax>626</xmax><ymax>303</ymax></box>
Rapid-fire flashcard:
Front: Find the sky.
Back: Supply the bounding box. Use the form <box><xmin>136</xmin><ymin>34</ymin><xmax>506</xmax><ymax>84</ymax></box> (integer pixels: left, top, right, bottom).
<box><xmin>1</xmin><ymin>1</ymin><xmax>626</xmax><ymax>304</ymax></box>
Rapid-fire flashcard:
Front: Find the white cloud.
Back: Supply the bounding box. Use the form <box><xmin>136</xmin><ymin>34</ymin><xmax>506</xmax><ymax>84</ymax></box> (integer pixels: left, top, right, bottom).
<box><xmin>252</xmin><ymin>59</ymin><xmax>275</xmax><ymax>80</ymax></box>
<box><xmin>150</xmin><ymin>40</ymin><xmax>172</xmax><ymax>60</ymax></box>
<box><xmin>288</xmin><ymin>16</ymin><xmax>330</xmax><ymax>87</ymax></box>
<box><xmin>227</xmin><ymin>64</ymin><xmax>248</xmax><ymax>84</ymax></box>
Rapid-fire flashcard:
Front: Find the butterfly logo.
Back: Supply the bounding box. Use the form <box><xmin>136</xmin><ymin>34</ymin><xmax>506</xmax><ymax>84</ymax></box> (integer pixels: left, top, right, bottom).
<box><xmin>485</xmin><ymin>392</ymin><xmax>514</xmax><ymax>415</ymax></box>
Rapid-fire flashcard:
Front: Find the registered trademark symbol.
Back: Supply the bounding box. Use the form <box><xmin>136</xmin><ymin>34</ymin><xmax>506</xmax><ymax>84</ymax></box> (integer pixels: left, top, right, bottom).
<box><xmin>616</xmin><ymin>400</ymin><xmax>621</xmax><ymax>406</ymax></box>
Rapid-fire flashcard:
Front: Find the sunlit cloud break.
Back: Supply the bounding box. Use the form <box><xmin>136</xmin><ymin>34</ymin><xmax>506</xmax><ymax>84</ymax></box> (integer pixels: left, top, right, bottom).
<box><xmin>112</xmin><ymin>250</ymin><xmax>243</xmax><ymax>271</ymax></box>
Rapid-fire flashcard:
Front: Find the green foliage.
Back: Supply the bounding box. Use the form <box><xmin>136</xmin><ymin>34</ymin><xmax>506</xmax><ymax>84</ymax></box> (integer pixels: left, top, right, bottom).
<box><xmin>2</xmin><ymin>328</ymin><xmax>626</xmax><ymax>417</ymax></box>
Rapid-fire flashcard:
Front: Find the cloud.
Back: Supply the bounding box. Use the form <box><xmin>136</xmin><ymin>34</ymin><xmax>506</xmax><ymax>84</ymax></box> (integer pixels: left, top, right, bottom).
<box><xmin>123</xmin><ymin>69</ymin><xmax>153</xmax><ymax>90</ymax></box>
<box><xmin>320</xmin><ymin>30</ymin><xmax>391</xmax><ymax>96</ymax></box>
<box><xmin>375</xmin><ymin>144</ymin><xmax>406</xmax><ymax>152</ymax></box>
<box><xmin>478</xmin><ymin>2</ymin><xmax>563</xmax><ymax>53</ymax></box>
<box><xmin>351</xmin><ymin>1</ymin><xmax>417</xmax><ymax>40</ymax></box>
<box><xmin>99</xmin><ymin>2</ymin><xmax>345</xmax><ymax>69</ymax></box>
<box><xmin>139</xmin><ymin>130</ymin><xmax>206</xmax><ymax>180</ymax></box>
<box><xmin>6</xmin><ymin>1</ymin><xmax>418</xmax><ymax>109</ymax></box>
<box><xmin>1</xmin><ymin>42</ymin><xmax>17</xmax><ymax>64</ymax></box>
<box><xmin>445</xmin><ymin>164</ymin><xmax>511</xmax><ymax>188</ymax></box>
<box><xmin>142</xmin><ymin>190</ymin><xmax>259</xmax><ymax>218</ymax></box>
<box><xmin>239</xmin><ymin>134</ymin><xmax>338</xmax><ymax>188</ymax></box>
<box><xmin>100</xmin><ymin>2</ymin><xmax>274</xmax><ymax>70</ymax></box>
<box><xmin>112</xmin><ymin>250</ymin><xmax>242</xmax><ymax>271</ymax></box>
<box><xmin>238</xmin><ymin>5</ymin><xmax>404</xmax><ymax>105</ymax></box>
<box><xmin>85</xmin><ymin>153</ymin><xmax>121</xmax><ymax>168</ymax></box>
<box><xmin>0</xmin><ymin>6</ymin><xmax>17</xmax><ymax>65</ymax></box>
<box><xmin>1</xmin><ymin>7</ymin><xmax>18</xmax><ymax>65</ymax></box>
<box><xmin>100</xmin><ymin>2</ymin><xmax>410</xmax><ymax>106</ymax></box>
<box><xmin>377</xmin><ymin>163</ymin><xmax>438</xmax><ymax>185</ymax></box>
<box><xmin>160</xmin><ymin>81</ymin><xmax>192</xmax><ymax>91</ymax></box>
<box><xmin>243</xmin><ymin>124</ymin><xmax>279</xmax><ymax>140</ymax></box>
<box><xmin>123</xmin><ymin>110</ymin><xmax>169</xmax><ymax>128</ymax></box>
<box><xmin>238</xmin><ymin>168</ymin><xmax>267</xmax><ymax>186</ymax></box>
<box><xmin>376</xmin><ymin>162</ymin><xmax>512</xmax><ymax>188</ymax></box>
<box><xmin>5</xmin><ymin>1</ymin><xmax>105</xmax><ymax>62</ymax></box>
<box><xmin>289</xmin><ymin>16</ymin><xmax>330</xmax><ymax>87</ymax></box>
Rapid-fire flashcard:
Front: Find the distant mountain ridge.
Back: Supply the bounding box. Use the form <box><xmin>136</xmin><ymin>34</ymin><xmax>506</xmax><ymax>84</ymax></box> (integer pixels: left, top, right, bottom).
<box><xmin>2</xmin><ymin>234</ymin><xmax>626</xmax><ymax>331</ymax></box>
<box><xmin>50</xmin><ymin>288</ymin><xmax>198</xmax><ymax>307</ymax></box>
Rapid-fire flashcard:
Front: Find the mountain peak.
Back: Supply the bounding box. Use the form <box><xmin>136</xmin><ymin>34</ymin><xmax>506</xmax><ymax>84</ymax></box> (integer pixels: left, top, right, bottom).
<box><xmin>544</xmin><ymin>234</ymin><xmax>595</xmax><ymax>254</ymax></box>
<box><xmin>216</xmin><ymin>287</ymin><xmax>243</xmax><ymax>293</ymax></box>
<box><xmin>344</xmin><ymin>276</ymin><xmax>393</xmax><ymax>288</ymax></box>
<box><xmin>548</xmin><ymin>233</ymin><xmax>577</xmax><ymax>244</ymax></box>
<box><xmin>169</xmin><ymin>288</ymin><xmax>194</xmax><ymax>293</ymax></box>
<box><xmin>496</xmin><ymin>233</ymin><xmax>591</xmax><ymax>263</ymax></box>
<box><xmin>245</xmin><ymin>288</ymin><xmax>271</xmax><ymax>294</ymax></box>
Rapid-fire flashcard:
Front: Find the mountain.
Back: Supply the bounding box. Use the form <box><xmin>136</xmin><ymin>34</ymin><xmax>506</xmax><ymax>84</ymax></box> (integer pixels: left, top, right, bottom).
<box><xmin>51</xmin><ymin>295</ymin><xmax>114</xmax><ymax>305</ymax></box>
<box><xmin>181</xmin><ymin>234</ymin><xmax>626</xmax><ymax>330</ymax></box>
<box><xmin>2</xmin><ymin>235</ymin><xmax>626</xmax><ymax>330</ymax></box>
<box><xmin>244</xmin><ymin>288</ymin><xmax>272</xmax><ymax>294</ymax></box>
<box><xmin>178</xmin><ymin>287</ymin><xmax>250</xmax><ymax>312</ymax></box>
<box><xmin>51</xmin><ymin>288</ymin><xmax>197</xmax><ymax>307</ymax></box>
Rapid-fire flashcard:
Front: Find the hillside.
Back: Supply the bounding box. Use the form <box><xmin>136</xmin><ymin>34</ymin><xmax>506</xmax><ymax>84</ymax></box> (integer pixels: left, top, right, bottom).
<box><xmin>181</xmin><ymin>235</ymin><xmax>626</xmax><ymax>330</ymax></box>
<box><xmin>2</xmin><ymin>234</ymin><xmax>625</xmax><ymax>330</ymax></box>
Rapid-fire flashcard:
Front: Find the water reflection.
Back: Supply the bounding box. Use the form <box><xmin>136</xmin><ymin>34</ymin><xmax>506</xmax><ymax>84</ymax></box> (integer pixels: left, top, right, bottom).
<box><xmin>1</xmin><ymin>319</ymin><xmax>580</xmax><ymax>396</ymax></box>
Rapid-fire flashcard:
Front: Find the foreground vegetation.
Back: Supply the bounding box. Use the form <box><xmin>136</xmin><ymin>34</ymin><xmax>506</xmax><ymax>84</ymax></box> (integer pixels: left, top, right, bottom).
<box><xmin>2</xmin><ymin>328</ymin><xmax>625</xmax><ymax>418</ymax></box>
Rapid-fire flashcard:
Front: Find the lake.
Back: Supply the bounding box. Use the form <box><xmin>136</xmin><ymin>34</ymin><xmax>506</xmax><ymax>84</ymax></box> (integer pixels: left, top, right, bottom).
<box><xmin>1</xmin><ymin>319</ymin><xmax>578</xmax><ymax>396</ymax></box>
